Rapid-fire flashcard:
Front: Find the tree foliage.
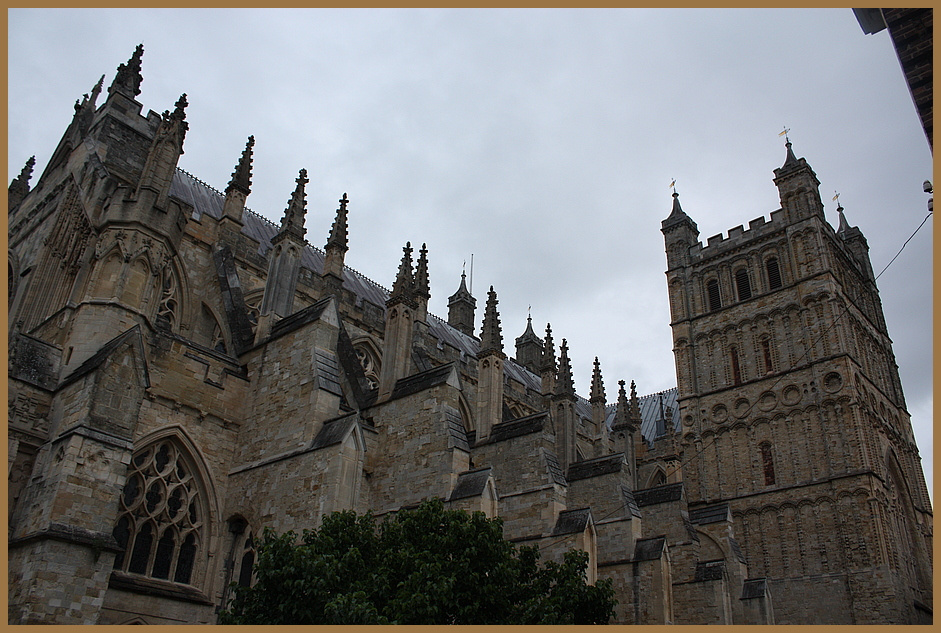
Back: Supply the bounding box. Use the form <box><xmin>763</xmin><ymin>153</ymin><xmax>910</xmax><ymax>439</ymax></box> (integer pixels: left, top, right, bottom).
<box><xmin>219</xmin><ymin>498</ymin><xmax>616</xmax><ymax>624</ymax></box>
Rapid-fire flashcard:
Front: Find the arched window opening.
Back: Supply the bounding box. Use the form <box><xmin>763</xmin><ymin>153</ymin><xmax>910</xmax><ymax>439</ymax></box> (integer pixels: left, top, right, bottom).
<box><xmin>760</xmin><ymin>442</ymin><xmax>775</xmax><ymax>485</ymax></box>
<box><xmin>354</xmin><ymin>342</ymin><xmax>381</xmax><ymax>390</ymax></box>
<box><xmin>112</xmin><ymin>440</ymin><xmax>206</xmax><ymax>586</ymax></box>
<box><xmin>735</xmin><ymin>268</ymin><xmax>752</xmax><ymax>301</ymax></box>
<box><xmin>761</xmin><ymin>338</ymin><xmax>774</xmax><ymax>374</ymax></box>
<box><xmin>652</xmin><ymin>470</ymin><xmax>667</xmax><ymax>488</ymax></box>
<box><xmin>766</xmin><ymin>257</ymin><xmax>782</xmax><ymax>290</ymax></box>
<box><xmin>730</xmin><ymin>346</ymin><xmax>742</xmax><ymax>385</ymax></box>
<box><xmin>237</xmin><ymin>532</ymin><xmax>255</xmax><ymax>588</ymax></box>
<box><xmin>706</xmin><ymin>279</ymin><xmax>722</xmax><ymax>312</ymax></box>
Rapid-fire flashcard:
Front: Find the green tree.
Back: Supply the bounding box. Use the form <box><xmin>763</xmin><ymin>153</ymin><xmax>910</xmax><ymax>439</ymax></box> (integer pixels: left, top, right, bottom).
<box><xmin>219</xmin><ymin>498</ymin><xmax>616</xmax><ymax>624</ymax></box>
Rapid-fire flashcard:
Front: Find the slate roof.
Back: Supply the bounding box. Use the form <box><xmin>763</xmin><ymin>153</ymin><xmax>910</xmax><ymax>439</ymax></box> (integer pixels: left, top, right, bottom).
<box><xmin>741</xmin><ymin>578</ymin><xmax>768</xmax><ymax>600</ymax></box>
<box><xmin>621</xmin><ymin>486</ymin><xmax>642</xmax><ymax>518</ymax></box>
<box><xmin>487</xmin><ymin>411</ymin><xmax>549</xmax><ymax>444</ymax></box>
<box><xmin>444</xmin><ymin>406</ymin><xmax>471</xmax><ymax>452</ymax></box>
<box><xmin>448</xmin><ymin>466</ymin><xmax>492</xmax><ymax>501</ymax></box>
<box><xmin>544</xmin><ymin>449</ymin><xmax>567</xmax><ymax>486</ymax></box>
<box><xmin>694</xmin><ymin>560</ymin><xmax>725</xmax><ymax>582</ymax></box>
<box><xmin>389</xmin><ymin>363</ymin><xmax>455</xmax><ymax>401</ymax></box>
<box><xmin>688</xmin><ymin>503</ymin><xmax>730</xmax><ymax>526</ymax></box>
<box><xmin>633</xmin><ymin>482</ymin><xmax>684</xmax><ymax>507</ymax></box>
<box><xmin>59</xmin><ymin>325</ymin><xmax>150</xmax><ymax>388</ymax></box>
<box><xmin>566</xmin><ymin>453</ymin><xmax>626</xmax><ymax>481</ymax></box>
<box><xmin>310</xmin><ymin>412</ymin><xmax>359</xmax><ymax>449</ymax></box>
<box><xmin>633</xmin><ymin>536</ymin><xmax>666</xmax><ymax>562</ymax></box>
<box><xmin>553</xmin><ymin>507</ymin><xmax>592</xmax><ymax>535</ymax></box>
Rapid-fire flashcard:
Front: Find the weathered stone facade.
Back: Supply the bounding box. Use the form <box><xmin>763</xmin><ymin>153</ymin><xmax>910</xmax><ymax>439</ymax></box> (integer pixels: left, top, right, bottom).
<box><xmin>8</xmin><ymin>48</ymin><xmax>930</xmax><ymax>625</ymax></box>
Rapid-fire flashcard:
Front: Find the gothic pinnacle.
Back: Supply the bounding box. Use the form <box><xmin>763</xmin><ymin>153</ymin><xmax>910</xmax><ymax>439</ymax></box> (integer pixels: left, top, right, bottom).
<box><xmin>479</xmin><ymin>286</ymin><xmax>503</xmax><ymax>356</ymax></box>
<box><xmin>279</xmin><ymin>169</ymin><xmax>309</xmax><ymax>240</ymax></box>
<box><xmin>614</xmin><ymin>379</ymin><xmax>631</xmax><ymax>428</ymax></box>
<box><xmin>226</xmin><ymin>136</ymin><xmax>255</xmax><ymax>196</ymax></box>
<box><xmin>541</xmin><ymin>323</ymin><xmax>556</xmax><ymax>372</ymax></box>
<box><xmin>629</xmin><ymin>380</ymin><xmax>642</xmax><ymax>424</ymax></box>
<box><xmin>391</xmin><ymin>241</ymin><xmax>415</xmax><ymax>300</ymax></box>
<box><xmin>415</xmin><ymin>243</ymin><xmax>430</xmax><ymax>299</ymax></box>
<box><xmin>326</xmin><ymin>193</ymin><xmax>350</xmax><ymax>252</ymax></box>
<box><xmin>590</xmin><ymin>357</ymin><xmax>605</xmax><ymax>403</ymax></box>
<box><xmin>110</xmin><ymin>43</ymin><xmax>144</xmax><ymax>98</ymax></box>
<box><xmin>556</xmin><ymin>339</ymin><xmax>574</xmax><ymax>395</ymax></box>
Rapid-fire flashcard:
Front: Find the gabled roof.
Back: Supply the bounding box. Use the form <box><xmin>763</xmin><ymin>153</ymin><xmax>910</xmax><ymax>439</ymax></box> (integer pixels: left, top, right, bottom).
<box><xmin>448</xmin><ymin>466</ymin><xmax>493</xmax><ymax>501</ymax></box>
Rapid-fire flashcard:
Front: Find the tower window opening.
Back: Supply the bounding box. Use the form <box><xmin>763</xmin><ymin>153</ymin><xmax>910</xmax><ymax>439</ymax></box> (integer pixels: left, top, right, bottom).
<box><xmin>735</xmin><ymin>268</ymin><xmax>752</xmax><ymax>301</ymax></box>
<box><xmin>707</xmin><ymin>279</ymin><xmax>722</xmax><ymax>311</ymax></box>
<box><xmin>766</xmin><ymin>258</ymin><xmax>782</xmax><ymax>290</ymax></box>
<box><xmin>730</xmin><ymin>345</ymin><xmax>742</xmax><ymax>385</ymax></box>
<box><xmin>761</xmin><ymin>338</ymin><xmax>774</xmax><ymax>374</ymax></box>
<box><xmin>760</xmin><ymin>442</ymin><xmax>775</xmax><ymax>485</ymax></box>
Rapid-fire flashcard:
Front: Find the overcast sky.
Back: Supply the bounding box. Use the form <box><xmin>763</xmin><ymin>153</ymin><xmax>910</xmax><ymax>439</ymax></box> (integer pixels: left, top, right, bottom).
<box><xmin>8</xmin><ymin>8</ymin><xmax>932</xmax><ymax>496</ymax></box>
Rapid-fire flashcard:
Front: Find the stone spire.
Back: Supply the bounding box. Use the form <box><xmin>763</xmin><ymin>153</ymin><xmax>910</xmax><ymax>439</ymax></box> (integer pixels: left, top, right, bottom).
<box><xmin>447</xmin><ymin>270</ymin><xmax>476</xmax><ymax>336</ymax></box>
<box><xmin>322</xmin><ymin>193</ymin><xmax>350</xmax><ymax>296</ymax></box>
<box><xmin>556</xmin><ymin>339</ymin><xmax>575</xmax><ymax>396</ymax></box>
<box><xmin>834</xmin><ymin>201</ymin><xmax>876</xmax><ymax>281</ymax></box>
<box><xmin>614</xmin><ymin>380</ymin><xmax>632</xmax><ymax>429</ymax></box>
<box><xmin>514</xmin><ymin>313</ymin><xmax>543</xmax><ymax>374</ymax></box>
<box><xmin>414</xmin><ymin>243</ymin><xmax>430</xmax><ymax>322</ymax></box>
<box><xmin>773</xmin><ymin>137</ymin><xmax>824</xmax><ymax>223</ymax></box>
<box><xmin>278</xmin><ymin>169</ymin><xmax>309</xmax><ymax>242</ymax></box>
<box><xmin>109</xmin><ymin>44</ymin><xmax>144</xmax><ymax>99</ymax></box>
<box><xmin>661</xmin><ymin>189</ymin><xmax>699</xmax><ymax>270</ymax></box>
<box><xmin>8</xmin><ymin>155</ymin><xmax>35</xmax><ymax>211</ymax></box>
<box><xmin>661</xmin><ymin>190</ymin><xmax>698</xmax><ymax>233</ymax></box>
<box><xmin>226</xmin><ymin>135</ymin><xmax>254</xmax><ymax>196</ymax></box>
<box><xmin>479</xmin><ymin>286</ymin><xmax>504</xmax><ymax>357</ymax></box>
<box><xmin>540</xmin><ymin>322</ymin><xmax>556</xmax><ymax>396</ymax></box>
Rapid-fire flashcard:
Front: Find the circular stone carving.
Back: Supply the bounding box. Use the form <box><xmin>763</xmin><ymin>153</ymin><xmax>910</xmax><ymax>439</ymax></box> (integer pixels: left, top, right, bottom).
<box><xmin>734</xmin><ymin>398</ymin><xmax>750</xmax><ymax>418</ymax></box>
<box><xmin>684</xmin><ymin>415</ymin><xmax>694</xmax><ymax>427</ymax></box>
<box><xmin>782</xmin><ymin>384</ymin><xmax>801</xmax><ymax>406</ymax></box>
<box><xmin>712</xmin><ymin>404</ymin><xmax>728</xmax><ymax>423</ymax></box>
<box><xmin>823</xmin><ymin>371</ymin><xmax>843</xmax><ymax>394</ymax></box>
<box><xmin>758</xmin><ymin>391</ymin><xmax>777</xmax><ymax>412</ymax></box>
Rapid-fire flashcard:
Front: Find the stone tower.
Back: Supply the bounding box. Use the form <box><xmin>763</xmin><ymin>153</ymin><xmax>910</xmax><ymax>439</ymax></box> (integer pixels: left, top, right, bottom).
<box><xmin>662</xmin><ymin>141</ymin><xmax>933</xmax><ymax>624</ymax></box>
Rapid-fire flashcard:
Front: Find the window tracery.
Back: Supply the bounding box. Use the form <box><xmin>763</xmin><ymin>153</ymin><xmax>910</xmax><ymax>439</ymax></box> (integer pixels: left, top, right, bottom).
<box><xmin>354</xmin><ymin>343</ymin><xmax>381</xmax><ymax>390</ymax></box>
<box><xmin>112</xmin><ymin>440</ymin><xmax>205</xmax><ymax>586</ymax></box>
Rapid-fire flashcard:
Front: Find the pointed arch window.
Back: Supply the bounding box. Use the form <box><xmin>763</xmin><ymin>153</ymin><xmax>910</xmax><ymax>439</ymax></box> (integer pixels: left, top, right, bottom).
<box><xmin>112</xmin><ymin>440</ymin><xmax>207</xmax><ymax>586</ymax></box>
<box><xmin>706</xmin><ymin>279</ymin><xmax>722</xmax><ymax>312</ymax></box>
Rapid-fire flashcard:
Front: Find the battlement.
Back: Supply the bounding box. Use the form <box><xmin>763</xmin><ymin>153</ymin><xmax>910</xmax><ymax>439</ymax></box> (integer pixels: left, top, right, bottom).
<box><xmin>688</xmin><ymin>208</ymin><xmax>786</xmax><ymax>262</ymax></box>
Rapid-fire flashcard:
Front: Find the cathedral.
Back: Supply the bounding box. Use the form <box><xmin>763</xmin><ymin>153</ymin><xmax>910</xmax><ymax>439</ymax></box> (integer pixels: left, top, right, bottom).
<box><xmin>7</xmin><ymin>46</ymin><xmax>932</xmax><ymax>625</ymax></box>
